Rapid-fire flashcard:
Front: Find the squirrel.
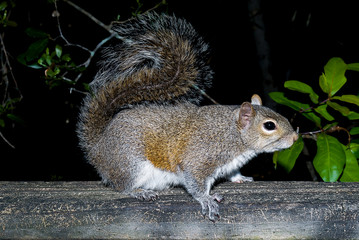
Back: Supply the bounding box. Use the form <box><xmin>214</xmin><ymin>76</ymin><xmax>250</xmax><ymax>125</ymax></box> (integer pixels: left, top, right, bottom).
<box><xmin>77</xmin><ymin>12</ymin><xmax>298</xmax><ymax>221</ymax></box>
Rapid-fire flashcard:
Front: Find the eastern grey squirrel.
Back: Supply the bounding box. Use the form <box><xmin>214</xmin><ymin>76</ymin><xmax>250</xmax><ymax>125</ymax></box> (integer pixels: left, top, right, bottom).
<box><xmin>77</xmin><ymin>12</ymin><xmax>298</xmax><ymax>221</ymax></box>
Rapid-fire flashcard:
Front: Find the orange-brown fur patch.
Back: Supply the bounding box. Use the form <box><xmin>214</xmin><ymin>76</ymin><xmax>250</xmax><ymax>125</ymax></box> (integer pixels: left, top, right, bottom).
<box><xmin>144</xmin><ymin>127</ymin><xmax>189</xmax><ymax>172</ymax></box>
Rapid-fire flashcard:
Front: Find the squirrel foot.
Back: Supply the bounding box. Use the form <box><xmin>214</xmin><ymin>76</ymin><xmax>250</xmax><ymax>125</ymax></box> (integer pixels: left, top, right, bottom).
<box><xmin>229</xmin><ymin>173</ymin><xmax>254</xmax><ymax>183</ymax></box>
<box><xmin>130</xmin><ymin>189</ymin><xmax>159</xmax><ymax>201</ymax></box>
<box><xmin>199</xmin><ymin>193</ymin><xmax>223</xmax><ymax>222</ymax></box>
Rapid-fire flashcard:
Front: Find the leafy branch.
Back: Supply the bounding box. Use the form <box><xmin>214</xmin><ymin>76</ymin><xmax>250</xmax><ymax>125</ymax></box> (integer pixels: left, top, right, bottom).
<box><xmin>18</xmin><ymin>0</ymin><xmax>168</xmax><ymax>91</ymax></box>
<box><xmin>271</xmin><ymin>57</ymin><xmax>359</xmax><ymax>182</ymax></box>
<box><xmin>0</xmin><ymin>0</ymin><xmax>168</xmax><ymax>148</ymax></box>
<box><xmin>0</xmin><ymin>0</ymin><xmax>21</xmax><ymax>148</ymax></box>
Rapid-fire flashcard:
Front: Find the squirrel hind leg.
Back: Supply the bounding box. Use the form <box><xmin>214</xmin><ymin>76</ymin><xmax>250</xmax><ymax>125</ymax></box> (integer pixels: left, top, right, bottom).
<box><xmin>129</xmin><ymin>188</ymin><xmax>159</xmax><ymax>201</ymax></box>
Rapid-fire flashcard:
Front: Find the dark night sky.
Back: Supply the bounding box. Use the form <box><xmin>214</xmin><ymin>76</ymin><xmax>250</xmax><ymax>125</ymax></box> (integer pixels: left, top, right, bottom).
<box><xmin>1</xmin><ymin>0</ymin><xmax>359</xmax><ymax>180</ymax></box>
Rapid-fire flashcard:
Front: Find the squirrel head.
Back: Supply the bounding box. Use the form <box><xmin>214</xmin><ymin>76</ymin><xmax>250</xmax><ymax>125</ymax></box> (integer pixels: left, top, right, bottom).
<box><xmin>236</xmin><ymin>94</ymin><xmax>298</xmax><ymax>153</ymax></box>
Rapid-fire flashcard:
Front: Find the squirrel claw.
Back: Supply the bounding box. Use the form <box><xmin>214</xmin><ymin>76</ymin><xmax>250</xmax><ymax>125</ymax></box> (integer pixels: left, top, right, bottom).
<box><xmin>199</xmin><ymin>194</ymin><xmax>222</xmax><ymax>222</ymax></box>
<box><xmin>213</xmin><ymin>193</ymin><xmax>224</xmax><ymax>203</ymax></box>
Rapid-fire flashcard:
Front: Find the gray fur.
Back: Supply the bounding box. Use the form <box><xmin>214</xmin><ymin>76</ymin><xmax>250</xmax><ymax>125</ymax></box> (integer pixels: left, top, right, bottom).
<box><xmin>77</xmin><ymin>13</ymin><xmax>298</xmax><ymax>221</ymax></box>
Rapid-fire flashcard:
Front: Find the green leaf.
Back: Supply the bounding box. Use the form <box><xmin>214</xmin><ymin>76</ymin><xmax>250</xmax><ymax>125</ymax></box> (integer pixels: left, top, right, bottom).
<box><xmin>27</xmin><ymin>63</ymin><xmax>42</xmax><ymax>69</ymax></box>
<box><xmin>340</xmin><ymin>144</ymin><xmax>359</xmax><ymax>182</ymax></box>
<box><xmin>83</xmin><ymin>83</ymin><xmax>90</xmax><ymax>92</ymax></box>
<box><xmin>350</xmin><ymin>127</ymin><xmax>359</xmax><ymax>135</ymax></box>
<box><xmin>322</xmin><ymin>57</ymin><xmax>347</xmax><ymax>97</ymax></box>
<box><xmin>17</xmin><ymin>38</ymin><xmax>49</xmax><ymax>64</ymax></box>
<box><xmin>269</xmin><ymin>92</ymin><xmax>321</xmax><ymax>127</ymax></box>
<box><xmin>327</xmin><ymin>101</ymin><xmax>359</xmax><ymax>120</ymax></box>
<box><xmin>319</xmin><ymin>73</ymin><xmax>329</xmax><ymax>94</ymax></box>
<box><xmin>332</xmin><ymin>95</ymin><xmax>359</xmax><ymax>106</ymax></box>
<box><xmin>4</xmin><ymin>20</ymin><xmax>17</xmax><ymax>27</ymax></box>
<box><xmin>314</xmin><ymin>105</ymin><xmax>334</xmax><ymax>121</ymax></box>
<box><xmin>0</xmin><ymin>118</ymin><xmax>4</xmax><ymax>128</ymax></box>
<box><xmin>284</xmin><ymin>80</ymin><xmax>319</xmax><ymax>104</ymax></box>
<box><xmin>17</xmin><ymin>53</ymin><xmax>26</xmax><ymax>65</ymax></box>
<box><xmin>50</xmin><ymin>50</ymin><xmax>56</xmax><ymax>59</ymax></box>
<box><xmin>0</xmin><ymin>1</ymin><xmax>8</xmax><ymax>11</ymax></box>
<box><xmin>269</xmin><ymin>92</ymin><xmax>300</xmax><ymax>111</ymax></box>
<box><xmin>55</xmin><ymin>45</ymin><xmax>62</xmax><ymax>58</ymax></box>
<box><xmin>46</xmin><ymin>68</ymin><xmax>55</xmax><ymax>78</ymax></box>
<box><xmin>25</xmin><ymin>28</ymin><xmax>48</xmax><ymax>38</ymax></box>
<box><xmin>6</xmin><ymin>114</ymin><xmax>25</xmax><ymax>125</ymax></box>
<box><xmin>349</xmin><ymin>143</ymin><xmax>359</xmax><ymax>159</ymax></box>
<box><xmin>4</xmin><ymin>97</ymin><xmax>20</xmax><ymax>108</ymax></box>
<box><xmin>327</xmin><ymin>101</ymin><xmax>350</xmax><ymax>116</ymax></box>
<box><xmin>37</xmin><ymin>56</ymin><xmax>47</xmax><ymax>67</ymax></box>
<box><xmin>53</xmin><ymin>66</ymin><xmax>61</xmax><ymax>75</ymax></box>
<box><xmin>313</xmin><ymin>133</ymin><xmax>346</xmax><ymax>182</ymax></box>
<box><xmin>45</xmin><ymin>52</ymin><xmax>52</xmax><ymax>66</ymax></box>
<box><xmin>273</xmin><ymin>135</ymin><xmax>304</xmax><ymax>173</ymax></box>
<box><xmin>61</xmin><ymin>53</ymin><xmax>71</xmax><ymax>62</ymax></box>
<box><xmin>347</xmin><ymin>63</ymin><xmax>359</xmax><ymax>72</ymax></box>
<box><xmin>323</xmin><ymin>122</ymin><xmax>338</xmax><ymax>131</ymax></box>
<box><xmin>347</xmin><ymin>111</ymin><xmax>359</xmax><ymax>120</ymax></box>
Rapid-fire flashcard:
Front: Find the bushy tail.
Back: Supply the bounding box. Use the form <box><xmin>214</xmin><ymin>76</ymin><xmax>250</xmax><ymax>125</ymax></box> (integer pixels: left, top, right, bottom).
<box><xmin>77</xmin><ymin>12</ymin><xmax>213</xmax><ymax>151</ymax></box>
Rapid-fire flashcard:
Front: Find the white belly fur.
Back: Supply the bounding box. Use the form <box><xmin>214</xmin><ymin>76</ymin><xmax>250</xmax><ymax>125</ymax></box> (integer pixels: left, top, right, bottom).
<box><xmin>133</xmin><ymin>150</ymin><xmax>257</xmax><ymax>192</ymax></box>
<box><xmin>212</xmin><ymin>150</ymin><xmax>257</xmax><ymax>180</ymax></box>
<box><xmin>133</xmin><ymin>161</ymin><xmax>183</xmax><ymax>190</ymax></box>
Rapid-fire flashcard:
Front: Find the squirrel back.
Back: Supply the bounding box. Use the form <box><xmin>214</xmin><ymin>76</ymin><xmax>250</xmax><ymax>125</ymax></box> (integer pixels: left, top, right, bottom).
<box><xmin>77</xmin><ymin>13</ymin><xmax>213</xmax><ymax>152</ymax></box>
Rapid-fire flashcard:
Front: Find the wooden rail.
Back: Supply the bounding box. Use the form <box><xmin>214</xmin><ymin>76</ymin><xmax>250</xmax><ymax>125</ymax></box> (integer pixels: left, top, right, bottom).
<box><xmin>1</xmin><ymin>181</ymin><xmax>358</xmax><ymax>239</ymax></box>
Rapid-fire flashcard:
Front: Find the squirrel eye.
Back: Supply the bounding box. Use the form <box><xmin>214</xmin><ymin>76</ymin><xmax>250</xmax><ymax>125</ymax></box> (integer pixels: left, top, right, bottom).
<box><xmin>263</xmin><ymin>121</ymin><xmax>276</xmax><ymax>131</ymax></box>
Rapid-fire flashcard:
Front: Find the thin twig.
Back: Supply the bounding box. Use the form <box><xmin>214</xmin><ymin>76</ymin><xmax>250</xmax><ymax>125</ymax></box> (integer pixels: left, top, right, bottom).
<box><xmin>0</xmin><ymin>33</ymin><xmax>22</xmax><ymax>100</ymax></box>
<box><xmin>110</xmin><ymin>0</ymin><xmax>167</xmax><ymax>26</ymax></box>
<box><xmin>301</xmin><ymin>125</ymin><xmax>351</xmax><ymax>145</ymax></box>
<box><xmin>62</xmin><ymin>0</ymin><xmax>117</xmax><ymax>36</ymax></box>
<box><xmin>77</xmin><ymin>34</ymin><xmax>115</xmax><ymax>68</ymax></box>
<box><xmin>69</xmin><ymin>87</ymin><xmax>87</xmax><ymax>95</ymax></box>
<box><xmin>0</xmin><ymin>130</ymin><xmax>15</xmax><ymax>149</ymax></box>
<box><xmin>192</xmin><ymin>84</ymin><xmax>219</xmax><ymax>105</ymax></box>
<box><xmin>53</xmin><ymin>1</ymin><xmax>118</xmax><ymax>83</ymax></box>
<box><xmin>53</xmin><ymin>1</ymin><xmax>91</xmax><ymax>53</ymax></box>
<box><xmin>299</xmin><ymin>98</ymin><xmax>330</xmax><ymax>113</ymax></box>
<box><xmin>74</xmin><ymin>33</ymin><xmax>116</xmax><ymax>82</ymax></box>
<box><xmin>1</xmin><ymin>59</ymin><xmax>9</xmax><ymax>104</ymax></box>
<box><xmin>62</xmin><ymin>0</ymin><xmax>131</xmax><ymax>44</ymax></box>
<box><xmin>301</xmin><ymin>129</ymin><xmax>323</xmax><ymax>136</ymax></box>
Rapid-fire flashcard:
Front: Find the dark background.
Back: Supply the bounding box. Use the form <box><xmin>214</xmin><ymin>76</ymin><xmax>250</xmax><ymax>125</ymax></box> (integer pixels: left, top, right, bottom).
<box><xmin>1</xmin><ymin>0</ymin><xmax>359</xmax><ymax>181</ymax></box>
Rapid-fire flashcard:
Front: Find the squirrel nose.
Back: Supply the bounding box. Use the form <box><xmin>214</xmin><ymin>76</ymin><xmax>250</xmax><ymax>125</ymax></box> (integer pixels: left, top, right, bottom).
<box><xmin>293</xmin><ymin>133</ymin><xmax>299</xmax><ymax>142</ymax></box>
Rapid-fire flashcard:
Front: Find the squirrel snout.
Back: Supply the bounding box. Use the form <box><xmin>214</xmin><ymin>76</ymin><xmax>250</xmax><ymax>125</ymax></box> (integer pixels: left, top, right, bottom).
<box><xmin>286</xmin><ymin>132</ymin><xmax>299</xmax><ymax>148</ymax></box>
<box><xmin>285</xmin><ymin>133</ymin><xmax>298</xmax><ymax>149</ymax></box>
<box><xmin>292</xmin><ymin>133</ymin><xmax>299</xmax><ymax>142</ymax></box>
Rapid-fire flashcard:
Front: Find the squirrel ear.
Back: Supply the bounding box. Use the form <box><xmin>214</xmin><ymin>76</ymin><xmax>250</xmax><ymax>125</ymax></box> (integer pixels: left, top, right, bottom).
<box><xmin>238</xmin><ymin>102</ymin><xmax>255</xmax><ymax>129</ymax></box>
<box><xmin>251</xmin><ymin>94</ymin><xmax>262</xmax><ymax>106</ymax></box>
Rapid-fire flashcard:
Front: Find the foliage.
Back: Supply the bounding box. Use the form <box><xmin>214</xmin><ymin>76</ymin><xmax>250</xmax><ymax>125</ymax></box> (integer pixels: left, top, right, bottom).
<box><xmin>16</xmin><ymin>0</ymin><xmax>167</xmax><ymax>91</ymax></box>
<box><xmin>0</xmin><ymin>0</ymin><xmax>21</xmax><ymax>148</ymax></box>
<box><xmin>0</xmin><ymin>0</ymin><xmax>16</xmax><ymax>27</ymax></box>
<box><xmin>0</xmin><ymin>97</ymin><xmax>22</xmax><ymax>128</ymax></box>
<box><xmin>270</xmin><ymin>57</ymin><xmax>359</xmax><ymax>182</ymax></box>
<box><xmin>0</xmin><ymin>0</ymin><xmax>167</xmax><ymax>148</ymax></box>
<box><xmin>17</xmin><ymin>28</ymin><xmax>83</xmax><ymax>89</ymax></box>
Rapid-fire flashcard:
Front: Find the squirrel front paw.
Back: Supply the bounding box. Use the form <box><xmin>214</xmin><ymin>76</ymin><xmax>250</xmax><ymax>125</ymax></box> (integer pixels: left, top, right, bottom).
<box><xmin>198</xmin><ymin>193</ymin><xmax>224</xmax><ymax>221</ymax></box>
